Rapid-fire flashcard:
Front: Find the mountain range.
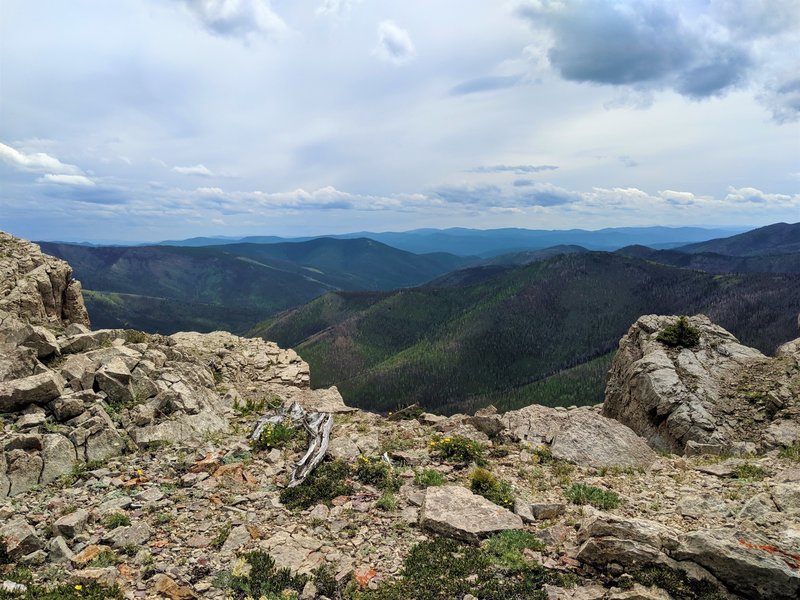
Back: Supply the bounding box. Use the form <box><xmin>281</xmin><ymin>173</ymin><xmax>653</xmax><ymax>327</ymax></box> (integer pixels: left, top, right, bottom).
<box><xmin>38</xmin><ymin>238</ymin><xmax>470</xmax><ymax>334</ymax></box>
<box><xmin>251</xmin><ymin>250</ymin><xmax>800</xmax><ymax>414</ymax></box>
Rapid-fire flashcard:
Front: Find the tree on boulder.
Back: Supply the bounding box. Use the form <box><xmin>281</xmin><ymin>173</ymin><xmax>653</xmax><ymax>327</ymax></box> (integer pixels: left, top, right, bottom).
<box><xmin>656</xmin><ymin>316</ymin><xmax>701</xmax><ymax>348</ymax></box>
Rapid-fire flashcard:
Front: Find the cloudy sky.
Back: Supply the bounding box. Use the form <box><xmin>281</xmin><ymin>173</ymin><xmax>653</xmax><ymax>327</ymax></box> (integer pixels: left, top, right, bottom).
<box><xmin>1</xmin><ymin>0</ymin><xmax>798</xmax><ymax>242</ymax></box>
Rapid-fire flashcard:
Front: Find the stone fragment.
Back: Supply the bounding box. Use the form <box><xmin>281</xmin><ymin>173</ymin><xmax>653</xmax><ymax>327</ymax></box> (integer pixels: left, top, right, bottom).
<box><xmin>53</xmin><ymin>509</ymin><xmax>89</xmax><ymax>539</ymax></box>
<box><xmin>102</xmin><ymin>522</ymin><xmax>152</xmax><ymax>548</ymax></box>
<box><xmin>48</xmin><ymin>536</ymin><xmax>75</xmax><ymax>563</ymax></box>
<box><xmin>0</xmin><ymin>518</ymin><xmax>42</xmax><ymax>559</ymax></box>
<box><xmin>419</xmin><ymin>485</ymin><xmax>523</xmax><ymax>543</ymax></box>
<box><xmin>152</xmin><ymin>574</ymin><xmax>196</xmax><ymax>600</ymax></box>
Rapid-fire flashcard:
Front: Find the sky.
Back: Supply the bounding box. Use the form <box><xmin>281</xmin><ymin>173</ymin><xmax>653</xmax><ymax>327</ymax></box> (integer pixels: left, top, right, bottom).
<box><xmin>0</xmin><ymin>0</ymin><xmax>798</xmax><ymax>242</ymax></box>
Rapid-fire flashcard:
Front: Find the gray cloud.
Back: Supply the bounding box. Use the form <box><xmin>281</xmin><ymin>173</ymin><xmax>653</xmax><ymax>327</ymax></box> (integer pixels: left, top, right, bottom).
<box><xmin>513</xmin><ymin>179</ymin><xmax>534</xmax><ymax>187</ymax></box>
<box><xmin>180</xmin><ymin>0</ymin><xmax>287</xmax><ymax>39</ymax></box>
<box><xmin>450</xmin><ymin>74</ymin><xmax>523</xmax><ymax>96</ymax></box>
<box><xmin>619</xmin><ymin>156</ymin><xmax>639</xmax><ymax>168</ymax></box>
<box><xmin>517</xmin><ymin>0</ymin><xmax>762</xmax><ymax>101</ymax></box>
<box><xmin>468</xmin><ymin>164</ymin><xmax>559</xmax><ymax>174</ymax></box>
<box><xmin>375</xmin><ymin>20</ymin><xmax>415</xmax><ymax>65</ymax></box>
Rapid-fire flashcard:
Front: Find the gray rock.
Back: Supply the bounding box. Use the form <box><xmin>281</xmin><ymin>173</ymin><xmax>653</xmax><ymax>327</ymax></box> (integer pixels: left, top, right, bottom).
<box><xmin>674</xmin><ymin>528</ymin><xmax>800</xmax><ymax>600</ymax></box>
<box><xmin>220</xmin><ymin>524</ymin><xmax>251</xmax><ymax>554</ymax></box>
<box><xmin>0</xmin><ymin>518</ymin><xmax>42</xmax><ymax>559</ymax></box>
<box><xmin>94</xmin><ymin>358</ymin><xmax>134</xmax><ymax>406</ymax></box>
<box><xmin>48</xmin><ymin>536</ymin><xmax>75</xmax><ymax>563</ymax></box>
<box><xmin>504</xmin><ymin>404</ymin><xmax>656</xmax><ymax>468</ymax></box>
<box><xmin>40</xmin><ymin>433</ymin><xmax>78</xmax><ymax>485</ymax></box>
<box><xmin>0</xmin><ymin>370</ymin><xmax>65</xmax><ymax>411</ymax></box>
<box><xmin>4</xmin><ymin>449</ymin><xmax>42</xmax><ymax>496</ymax></box>
<box><xmin>8</xmin><ymin>325</ymin><xmax>60</xmax><ymax>358</ymax></box>
<box><xmin>102</xmin><ymin>522</ymin><xmax>152</xmax><ymax>548</ymax></box>
<box><xmin>771</xmin><ymin>483</ymin><xmax>800</xmax><ymax>516</ymax></box>
<box><xmin>53</xmin><ymin>509</ymin><xmax>89</xmax><ymax>538</ymax></box>
<box><xmin>419</xmin><ymin>485</ymin><xmax>523</xmax><ymax>543</ymax></box>
<box><xmin>603</xmin><ymin>314</ymin><xmax>795</xmax><ymax>454</ymax></box>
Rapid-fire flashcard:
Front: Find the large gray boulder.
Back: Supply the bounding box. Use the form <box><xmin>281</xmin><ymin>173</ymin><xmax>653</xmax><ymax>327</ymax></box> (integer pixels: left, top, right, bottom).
<box><xmin>419</xmin><ymin>485</ymin><xmax>523</xmax><ymax>543</ymax></box>
<box><xmin>0</xmin><ymin>371</ymin><xmax>65</xmax><ymax>411</ymax></box>
<box><xmin>603</xmin><ymin>314</ymin><xmax>800</xmax><ymax>454</ymax></box>
<box><xmin>503</xmin><ymin>405</ymin><xmax>657</xmax><ymax>468</ymax></box>
<box><xmin>674</xmin><ymin>529</ymin><xmax>800</xmax><ymax>600</ymax></box>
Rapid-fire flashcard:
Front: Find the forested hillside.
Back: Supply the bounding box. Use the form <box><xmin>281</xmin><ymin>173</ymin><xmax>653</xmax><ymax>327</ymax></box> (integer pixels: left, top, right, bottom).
<box><xmin>38</xmin><ymin>239</ymin><xmax>470</xmax><ymax>334</ymax></box>
<box><xmin>253</xmin><ymin>253</ymin><xmax>800</xmax><ymax>414</ymax></box>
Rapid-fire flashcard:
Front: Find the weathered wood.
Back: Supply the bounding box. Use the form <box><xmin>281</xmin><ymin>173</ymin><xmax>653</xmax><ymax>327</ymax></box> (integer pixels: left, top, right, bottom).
<box><xmin>250</xmin><ymin>401</ymin><xmax>334</xmax><ymax>487</ymax></box>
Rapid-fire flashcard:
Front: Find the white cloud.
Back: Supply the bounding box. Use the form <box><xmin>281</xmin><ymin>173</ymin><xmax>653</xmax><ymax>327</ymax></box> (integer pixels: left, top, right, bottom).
<box><xmin>38</xmin><ymin>174</ymin><xmax>96</xmax><ymax>187</ymax></box>
<box><xmin>179</xmin><ymin>0</ymin><xmax>287</xmax><ymax>39</ymax></box>
<box><xmin>316</xmin><ymin>0</ymin><xmax>362</xmax><ymax>18</ymax></box>
<box><xmin>173</xmin><ymin>163</ymin><xmax>215</xmax><ymax>176</ymax></box>
<box><xmin>374</xmin><ymin>20</ymin><xmax>415</xmax><ymax>65</ymax></box>
<box><xmin>0</xmin><ymin>142</ymin><xmax>82</xmax><ymax>175</ymax></box>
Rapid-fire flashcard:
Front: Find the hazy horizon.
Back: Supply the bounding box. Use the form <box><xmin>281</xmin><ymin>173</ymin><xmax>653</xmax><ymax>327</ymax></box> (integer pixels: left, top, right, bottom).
<box><xmin>1</xmin><ymin>1</ymin><xmax>798</xmax><ymax>242</ymax></box>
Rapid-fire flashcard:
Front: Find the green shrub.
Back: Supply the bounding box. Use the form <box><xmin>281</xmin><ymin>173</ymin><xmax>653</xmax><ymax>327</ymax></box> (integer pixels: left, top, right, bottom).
<box><xmin>656</xmin><ymin>316</ymin><xmax>700</xmax><ymax>348</ymax></box>
<box><xmin>210</xmin><ymin>522</ymin><xmax>232</xmax><ymax>550</ymax></box>
<box><xmin>313</xmin><ymin>564</ymin><xmax>338</xmax><ymax>597</ymax></box>
<box><xmin>778</xmin><ymin>442</ymin><xmax>800</xmax><ymax>462</ymax></box>
<box><xmin>428</xmin><ymin>435</ymin><xmax>486</xmax><ymax>466</ymax></box>
<box><xmin>354</xmin><ymin>455</ymin><xmax>400</xmax><ymax>492</ymax></box>
<box><xmin>387</xmin><ymin>403</ymin><xmax>424</xmax><ymax>421</ymax></box>
<box><xmin>732</xmin><ymin>463</ymin><xmax>768</xmax><ymax>481</ymax></box>
<box><xmin>375</xmin><ymin>492</ymin><xmax>397</xmax><ymax>511</ymax></box>
<box><xmin>347</xmin><ymin>535</ymin><xmax>570</xmax><ymax>600</ymax></box>
<box><xmin>221</xmin><ymin>551</ymin><xmax>308</xmax><ymax>599</ymax></box>
<box><xmin>103</xmin><ymin>513</ymin><xmax>131</xmax><ymax>529</ymax></box>
<box><xmin>123</xmin><ymin>329</ymin><xmax>149</xmax><ymax>344</ymax></box>
<box><xmin>414</xmin><ymin>469</ymin><xmax>446</xmax><ymax>487</ymax></box>
<box><xmin>565</xmin><ymin>483</ymin><xmax>620</xmax><ymax>509</ymax></box>
<box><xmin>470</xmin><ymin>468</ymin><xmax>515</xmax><ymax>509</ymax></box>
<box><xmin>632</xmin><ymin>566</ymin><xmax>725</xmax><ymax>600</ymax></box>
<box><xmin>0</xmin><ymin>568</ymin><xmax>124</xmax><ymax>600</ymax></box>
<box><xmin>251</xmin><ymin>421</ymin><xmax>296</xmax><ymax>451</ymax></box>
<box><xmin>87</xmin><ymin>549</ymin><xmax>118</xmax><ymax>568</ymax></box>
<box><xmin>279</xmin><ymin>459</ymin><xmax>354</xmax><ymax>510</ymax></box>
<box><xmin>483</xmin><ymin>530</ymin><xmax>546</xmax><ymax>570</ymax></box>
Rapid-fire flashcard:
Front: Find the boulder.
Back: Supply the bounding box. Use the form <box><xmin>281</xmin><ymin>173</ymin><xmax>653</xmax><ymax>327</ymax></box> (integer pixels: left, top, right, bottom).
<box><xmin>503</xmin><ymin>405</ymin><xmax>656</xmax><ymax>468</ymax></box>
<box><xmin>674</xmin><ymin>529</ymin><xmax>800</xmax><ymax>600</ymax></box>
<box><xmin>0</xmin><ymin>371</ymin><xmax>65</xmax><ymax>411</ymax></box>
<box><xmin>53</xmin><ymin>509</ymin><xmax>89</xmax><ymax>539</ymax></box>
<box><xmin>0</xmin><ymin>518</ymin><xmax>42</xmax><ymax>559</ymax></box>
<box><xmin>603</xmin><ymin>314</ymin><xmax>799</xmax><ymax>454</ymax></box>
<box><xmin>419</xmin><ymin>485</ymin><xmax>523</xmax><ymax>543</ymax></box>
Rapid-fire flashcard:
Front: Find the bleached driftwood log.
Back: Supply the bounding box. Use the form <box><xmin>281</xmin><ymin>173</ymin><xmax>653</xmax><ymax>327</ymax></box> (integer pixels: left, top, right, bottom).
<box><xmin>250</xmin><ymin>401</ymin><xmax>333</xmax><ymax>487</ymax></box>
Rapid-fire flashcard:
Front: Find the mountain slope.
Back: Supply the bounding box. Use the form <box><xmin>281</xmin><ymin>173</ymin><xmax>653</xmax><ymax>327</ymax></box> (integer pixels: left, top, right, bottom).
<box><xmin>252</xmin><ymin>252</ymin><xmax>800</xmax><ymax>414</ymax></box>
<box><xmin>677</xmin><ymin>222</ymin><xmax>800</xmax><ymax>256</ymax></box>
<box><xmin>616</xmin><ymin>245</ymin><xmax>800</xmax><ymax>273</ymax></box>
<box><xmin>38</xmin><ymin>239</ymin><xmax>470</xmax><ymax>334</ymax></box>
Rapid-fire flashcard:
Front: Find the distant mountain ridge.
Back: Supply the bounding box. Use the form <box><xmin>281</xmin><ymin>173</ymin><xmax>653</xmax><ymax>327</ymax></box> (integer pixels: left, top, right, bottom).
<box><xmin>37</xmin><ymin>238</ymin><xmax>471</xmax><ymax>334</ymax></box>
<box><xmin>676</xmin><ymin>222</ymin><xmax>800</xmax><ymax>256</ymax></box>
<box><xmin>149</xmin><ymin>226</ymin><xmax>745</xmax><ymax>257</ymax></box>
<box><xmin>616</xmin><ymin>245</ymin><xmax>800</xmax><ymax>273</ymax></box>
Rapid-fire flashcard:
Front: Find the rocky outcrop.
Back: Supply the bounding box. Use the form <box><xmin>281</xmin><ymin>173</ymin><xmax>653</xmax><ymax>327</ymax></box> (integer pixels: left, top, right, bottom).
<box><xmin>0</xmin><ymin>232</ymin><xmax>337</xmax><ymax>498</ymax></box>
<box><xmin>0</xmin><ymin>232</ymin><xmax>89</xmax><ymax>331</ymax></box>
<box><xmin>604</xmin><ymin>314</ymin><xmax>800</xmax><ymax>454</ymax></box>
<box><xmin>502</xmin><ymin>405</ymin><xmax>657</xmax><ymax>468</ymax></box>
